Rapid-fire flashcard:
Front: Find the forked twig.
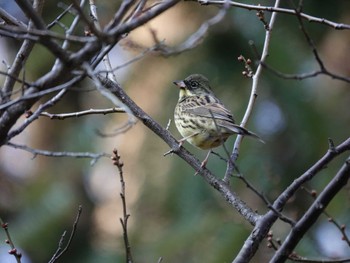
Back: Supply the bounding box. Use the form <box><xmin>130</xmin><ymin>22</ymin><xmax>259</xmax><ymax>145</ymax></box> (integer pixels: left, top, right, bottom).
<box><xmin>49</xmin><ymin>205</ymin><xmax>83</xmax><ymax>263</ymax></box>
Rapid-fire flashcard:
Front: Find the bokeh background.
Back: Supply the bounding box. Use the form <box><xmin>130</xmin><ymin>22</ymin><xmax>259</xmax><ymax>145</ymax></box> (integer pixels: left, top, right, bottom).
<box><xmin>0</xmin><ymin>0</ymin><xmax>350</xmax><ymax>262</ymax></box>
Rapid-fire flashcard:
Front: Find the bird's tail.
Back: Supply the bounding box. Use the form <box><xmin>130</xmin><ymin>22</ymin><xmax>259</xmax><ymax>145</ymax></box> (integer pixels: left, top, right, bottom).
<box><xmin>231</xmin><ymin>124</ymin><xmax>265</xmax><ymax>144</ymax></box>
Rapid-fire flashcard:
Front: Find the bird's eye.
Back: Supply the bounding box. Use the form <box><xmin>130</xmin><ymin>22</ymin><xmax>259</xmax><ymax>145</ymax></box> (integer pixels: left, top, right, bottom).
<box><xmin>190</xmin><ymin>81</ymin><xmax>199</xmax><ymax>88</ymax></box>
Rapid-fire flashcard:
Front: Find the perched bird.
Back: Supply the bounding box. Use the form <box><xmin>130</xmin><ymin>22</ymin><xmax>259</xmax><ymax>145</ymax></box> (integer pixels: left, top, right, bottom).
<box><xmin>173</xmin><ymin>74</ymin><xmax>263</xmax><ymax>166</ymax></box>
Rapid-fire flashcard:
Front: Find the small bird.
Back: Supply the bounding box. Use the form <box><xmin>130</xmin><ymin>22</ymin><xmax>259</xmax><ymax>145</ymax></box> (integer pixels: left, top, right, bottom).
<box><xmin>173</xmin><ymin>74</ymin><xmax>263</xmax><ymax>166</ymax></box>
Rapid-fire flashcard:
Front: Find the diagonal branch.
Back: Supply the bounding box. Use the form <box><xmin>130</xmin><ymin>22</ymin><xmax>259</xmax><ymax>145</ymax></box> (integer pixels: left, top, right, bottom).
<box><xmin>98</xmin><ymin>75</ymin><xmax>261</xmax><ymax>226</ymax></box>
<box><xmin>232</xmin><ymin>137</ymin><xmax>350</xmax><ymax>263</ymax></box>
<box><xmin>48</xmin><ymin>206</ymin><xmax>83</xmax><ymax>263</ymax></box>
<box><xmin>270</xmin><ymin>158</ymin><xmax>350</xmax><ymax>263</ymax></box>
<box><xmin>1</xmin><ymin>0</ymin><xmax>43</xmax><ymax>104</ymax></box>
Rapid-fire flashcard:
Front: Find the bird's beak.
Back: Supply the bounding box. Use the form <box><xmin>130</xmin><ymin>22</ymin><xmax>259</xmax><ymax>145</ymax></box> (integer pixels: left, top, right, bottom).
<box><xmin>173</xmin><ymin>80</ymin><xmax>186</xmax><ymax>89</ymax></box>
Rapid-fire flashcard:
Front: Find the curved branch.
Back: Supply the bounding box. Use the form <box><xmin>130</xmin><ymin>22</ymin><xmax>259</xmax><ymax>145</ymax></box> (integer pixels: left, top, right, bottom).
<box><xmin>225</xmin><ymin>0</ymin><xmax>280</xmax><ymax>182</ymax></box>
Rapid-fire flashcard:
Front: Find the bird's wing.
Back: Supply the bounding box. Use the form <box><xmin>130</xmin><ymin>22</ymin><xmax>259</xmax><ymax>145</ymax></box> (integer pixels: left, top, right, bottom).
<box><xmin>184</xmin><ymin>101</ymin><xmax>235</xmax><ymax>123</ymax></box>
<box><xmin>184</xmin><ymin>101</ymin><xmax>264</xmax><ymax>142</ymax></box>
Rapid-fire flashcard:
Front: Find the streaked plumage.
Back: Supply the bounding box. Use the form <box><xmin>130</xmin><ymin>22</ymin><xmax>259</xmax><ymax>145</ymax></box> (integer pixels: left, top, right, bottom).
<box><xmin>174</xmin><ymin>74</ymin><xmax>262</xmax><ymax>150</ymax></box>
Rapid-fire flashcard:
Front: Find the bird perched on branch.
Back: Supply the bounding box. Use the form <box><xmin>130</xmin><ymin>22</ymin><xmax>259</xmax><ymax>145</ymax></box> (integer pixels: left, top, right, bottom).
<box><xmin>173</xmin><ymin>74</ymin><xmax>263</xmax><ymax>167</ymax></box>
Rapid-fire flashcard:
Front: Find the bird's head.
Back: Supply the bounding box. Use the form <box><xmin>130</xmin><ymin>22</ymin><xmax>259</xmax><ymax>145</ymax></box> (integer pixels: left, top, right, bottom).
<box><xmin>173</xmin><ymin>74</ymin><xmax>213</xmax><ymax>100</ymax></box>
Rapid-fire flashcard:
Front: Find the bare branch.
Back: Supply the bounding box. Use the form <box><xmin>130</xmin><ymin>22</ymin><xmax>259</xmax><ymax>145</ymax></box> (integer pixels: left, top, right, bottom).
<box><xmin>288</xmin><ymin>255</ymin><xmax>350</xmax><ymax>263</ymax></box>
<box><xmin>0</xmin><ymin>24</ymin><xmax>92</xmax><ymax>43</ymax></box>
<box><xmin>7</xmin><ymin>88</ymin><xmax>68</xmax><ymax>141</ymax></box>
<box><xmin>271</xmin><ymin>159</ymin><xmax>350</xmax><ymax>263</ymax></box>
<box><xmin>226</xmin><ymin>0</ymin><xmax>281</xmax><ymax>183</ymax></box>
<box><xmin>106</xmin><ymin>0</ymin><xmax>136</xmax><ymax>30</ymax></box>
<box><xmin>47</xmin><ymin>3</ymin><xmax>74</xmax><ymax>29</ymax></box>
<box><xmin>87</xmin><ymin>0</ymin><xmax>117</xmax><ymax>82</ymax></box>
<box><xmin>99</xmin><ymin>75</ymin><xmax>261</xmax><ymax>226</ymax></box>
<box><xmin>112</xmin><ymin>149</ymin><xmax>134</xmax><ymax>263</ymax></box>
<box><xmin>194</xmin><ymin>0</ymin><xmax>350</xmax><ymax>30</ymax></box>
<box><xmin>0</xmin><ymin>7</ymin><xmax>27</xmax><ymax>27</ymax></box>
<box><xmin>233</xmin><ymin>137</ymin><xmax>350</xmax><ymax>263</ymax></box>
<box><xmin>302</xmin><ymin>187</ymin><xmax>350</xmax><ymax>246</ymax></box>
<box><xmin>0</xmin><ymin>76</ymin><xmax>81</xmax><ymax>112</ymax></box>
<box><xmin>1</xmin><ymin>0</ymin><xmax>43</xmax><ymax>104</ymax></box>
<box><xmin>6</xmin><ymin>142</ymin><xmax>110</xmax><ymax>165</ymax></box>
<box><xmin>106</xmin><ymin>0</ymin><xmax>180</xmax><ymax>39</ymax></box>
<box><xmin>40</xmin><ymin>107</ymin><xmax>125</xmax><ymax>120</ymax></box>
<box><xmin>154</xmin><ymin>3</ymin><xmax>229</xmax><ymax>55</ymax></box>
<box><xmin>14</xmin><ymin>0</ymin><xmax>71</xmax><ymax>64</ymax></box>
<box><xmin>84</xmin><ymin>64</ymin><xmax>137</xmax><ymax>136</ymax></box>
<box><xmin>49</xmin><ymin>206</ymin><xmax>83</xmax><ymax>263</ymax></box>
<box><xmin>233</xmin><ymin>173</ymin><xmax>296</xmax><ymax>226</ymax></box>
<box><xmin>15</xmin><ymin>0</ymin><xmax>47</xmax><ymax>30</ymax></box>
<box><xmin>0</xmin><ymin>218</ymin><xmax>22</xmax><ymax>263</ymax></box>
<box><xmin>97</xmin><ymin>44</ymin><xmax>160</xmax><ymax>74</ymax></box>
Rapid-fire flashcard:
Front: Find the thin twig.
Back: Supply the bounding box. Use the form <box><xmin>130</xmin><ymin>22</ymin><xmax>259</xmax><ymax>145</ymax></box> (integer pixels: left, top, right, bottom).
<box><xmin>97</xmin><ymin>43</ymin><xmax>161</xmax><ymax>74</ymax></box>
<box><xmin>225</xmin><ymin>0</ymin><xmax>281</xmax><ymax>182</ymax></box>
<box><xmin>302</xmin><ymin>187</ymin><xmax>350</xmax><ymax>246</ymax></box>
<box><xmin>88</xmin><ymin>0</ymin><xmax>117</xmax><ymax>82</ymax></box>
<box><xmin>48</xmin><ymin>205</ymin><xmax>83</xmax><ymax>263</ymax></box>
<box><xmin>83</xmin><ymin>63</ymin><xmax>137</xmax><ymax>135</ymax></box>
<box><xmin>0</xmin><ymin>24</ymin><xmax>92</xmax><ymax>43</ymax></box>
<box><xmin>0</xmin><ymin>7</ymin><xmax>27</xmax><ymax>27</ymax></box>
<box><xmin>6</xmin><ymin>142</ymin><xmax>110</xmax><ymax>165</ymax></box>
<box><xmin>271</xmin><ymin>158</ymin><xmax>350</xmax><ymax>262</ymax></box>
<box><xmin>194</xmin><ymin>0</ymin><xmax>350</xmax><ymax>30</ymax></box>
<box><xmin>233</xmin><ymin>137</ymin><xmax>350</xmax><ymax>263</ymax></box>
<box><xmin>2</xmin><ymin>0</ymin><xmax>44</xmax><ymax>104</ymax></box>
<box><xmin>112</xmin><ymin>149</ymin><xmax>134</xmax><ymax>263</ymax></box>
<box><xmin>7</xmin><ymin>88</ymin><xmax>68</xmax><ymax>141</ymax></box>
<box><xmin>232</xmin><ymin>172</ymin><xmax>296</xmax><ymax>226</ymax></box>
<box><xmin>288</xmin><ymin>255</ymin><xmax>350</xmax><ymax>263</ymax></box>
<box><xmin>40</xmin><ymin>107</ymin><xmax>125</xmax><ymax>120</ymax></box>
<box><xmin>47</xmin><ymin>4</ymin><xmax>74</xmax><ymax>29</ymax></box>
<box><xmin>0</xmin><ymin>217</ymin><xmax>22</xmax><ymax>263</ymax></box>
<box><xmin>0</xmin><ymin>75</ymin><xmax>82</xmax><ymax>111</ymax></box>
<box><xmin>154</xmin><ymin>2</ymin><xmax>229</xmax><ymax>56</ymax></box>
<box><xmin>53</xmin><ymin>0</ymin><xmax>87</xmax><ymax>71</ymax></box>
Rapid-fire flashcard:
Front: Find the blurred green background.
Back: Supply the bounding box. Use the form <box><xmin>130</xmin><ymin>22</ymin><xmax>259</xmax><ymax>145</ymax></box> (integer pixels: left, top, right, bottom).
<box><xmin>0</xmin><ymin>0</ymin><xmax>350</xmax><ymax>262</ymax></box>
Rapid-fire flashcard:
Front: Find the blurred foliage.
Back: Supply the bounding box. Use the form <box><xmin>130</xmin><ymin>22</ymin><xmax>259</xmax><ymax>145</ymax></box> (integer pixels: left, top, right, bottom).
<box><xmin>0</xmin><ymin>1</ymin><xmax>350</xmax><ymax>262</ymax></box>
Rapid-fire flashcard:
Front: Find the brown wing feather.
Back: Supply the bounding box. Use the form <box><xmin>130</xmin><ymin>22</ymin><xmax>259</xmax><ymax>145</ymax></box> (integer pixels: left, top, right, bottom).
<box><xmin>183</xmin><ymin>100</ymin><xmax>264</xmax><ymax>142</ymax></box>
<box><xmin>185</xmin><ymin>101</ymin><xmax>235</xmax><ymax>123</ymax></box>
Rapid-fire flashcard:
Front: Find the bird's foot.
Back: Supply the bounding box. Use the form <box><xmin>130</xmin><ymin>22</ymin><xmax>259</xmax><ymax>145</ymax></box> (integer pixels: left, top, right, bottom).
<box><xmin>194</xmin><ymin>150</ymin><xmax>211</xmax><ymax>175</ymax></box>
